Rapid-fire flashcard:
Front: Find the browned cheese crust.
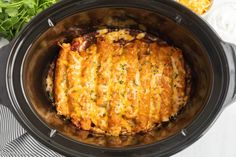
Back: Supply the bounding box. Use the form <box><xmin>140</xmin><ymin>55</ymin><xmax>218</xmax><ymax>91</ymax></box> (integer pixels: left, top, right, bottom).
<box><xmin>53</xmin><ymin>29</ymin><xmax>189</xmax><ymax>136</ymax></box>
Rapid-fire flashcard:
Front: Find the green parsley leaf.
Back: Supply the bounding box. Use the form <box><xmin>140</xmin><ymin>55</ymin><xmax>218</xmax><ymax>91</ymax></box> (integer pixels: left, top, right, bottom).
<box><xmin>0</xmin><ymin>0</ymin><xmax>58</xmax><ymax>40</ymax></box>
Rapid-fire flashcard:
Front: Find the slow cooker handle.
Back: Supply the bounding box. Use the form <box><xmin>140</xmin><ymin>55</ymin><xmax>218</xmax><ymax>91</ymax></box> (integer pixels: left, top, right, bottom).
<box><xmin>222</xmin><ymin>42</ymin><xmax>236</xmax><ymax>108</ymax></box>
<box><xmin>0</xmin><ymin>44</ymin><xmax>13</xmax><ymax>112</ymax></box>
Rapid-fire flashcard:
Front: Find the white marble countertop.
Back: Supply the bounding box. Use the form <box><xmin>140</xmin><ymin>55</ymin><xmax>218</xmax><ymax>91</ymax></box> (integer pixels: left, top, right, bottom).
<box><xmin>0</xmin><ymin>0</ymin><xmax>236</xmax><ymax>156</ymax></box>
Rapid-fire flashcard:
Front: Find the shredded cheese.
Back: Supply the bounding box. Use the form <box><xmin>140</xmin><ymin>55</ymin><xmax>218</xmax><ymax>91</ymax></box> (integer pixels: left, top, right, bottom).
<box><xmin>177</xmin><ymin>0</ymin><xmax>212</xmax><ymax>15</ymax></box>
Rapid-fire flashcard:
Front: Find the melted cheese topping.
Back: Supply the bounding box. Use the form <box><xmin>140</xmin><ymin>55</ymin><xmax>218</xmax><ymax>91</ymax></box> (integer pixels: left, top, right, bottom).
<box><xmin>54</xmin><ymin>29</ymin><xmax>189</xmax><ymax>136</ymax></box>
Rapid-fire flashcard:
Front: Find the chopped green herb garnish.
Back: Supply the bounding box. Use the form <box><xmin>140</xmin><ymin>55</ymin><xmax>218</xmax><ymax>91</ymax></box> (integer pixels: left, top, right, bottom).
<box><xmin>119</xmin><ymin>80</ymin><xmax>124</xmax><ymax>84</ymax></box>
<box><xmin>120</xmin><ymin>63</ymin><xmax>127</xmax><ymax>70</ymax></box>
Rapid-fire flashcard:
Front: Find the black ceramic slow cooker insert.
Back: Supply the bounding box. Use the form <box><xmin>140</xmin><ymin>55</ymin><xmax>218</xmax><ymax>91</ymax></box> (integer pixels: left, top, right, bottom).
<box><xmin>0</xmin><ymin>0</ymin><xmax>236</xmax><ymax>156</ymax></box>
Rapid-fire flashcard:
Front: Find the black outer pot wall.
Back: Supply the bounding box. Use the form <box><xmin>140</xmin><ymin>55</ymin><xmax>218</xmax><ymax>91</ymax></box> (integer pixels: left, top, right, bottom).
<box><xmin>1</xmin><ymin>0</ymin><xmax>236</xmax><ymax>156</ymax></box>
<box><xmin>0</xmin><ymin>43</ymin><xmax>13</xmax><ymax>111</ymax></box>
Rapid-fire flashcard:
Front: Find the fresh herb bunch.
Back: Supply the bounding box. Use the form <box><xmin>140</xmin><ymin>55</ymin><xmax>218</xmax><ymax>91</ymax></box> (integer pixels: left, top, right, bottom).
<box><xmin>0</xmin><ymin>0</ymin><xmax>58</xmax><ymax>40</ymax></box>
